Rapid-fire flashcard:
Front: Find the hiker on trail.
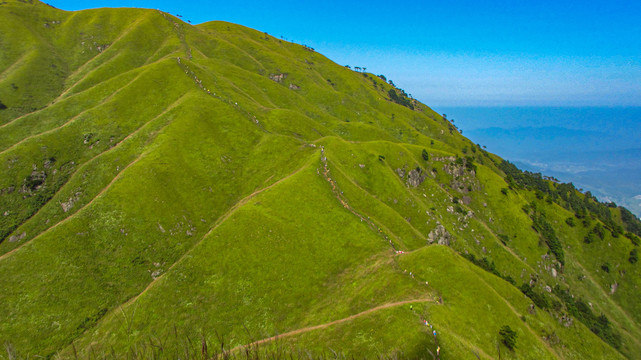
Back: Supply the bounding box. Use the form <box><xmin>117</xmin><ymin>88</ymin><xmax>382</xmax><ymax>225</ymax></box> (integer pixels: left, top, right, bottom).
<box><xmin>433</xmin><ymin>330</ymin><xmax>437</xmax><ymax>337</ymax></box>
<box><xmin>437</xmin><ymin>346</ymin><xmax>440</xmax><ymax>356</ymax></box>
<box><xmin>410</xmin><ymin>305</ymin><xmax>413</xmax><ymax>311</ymax></box>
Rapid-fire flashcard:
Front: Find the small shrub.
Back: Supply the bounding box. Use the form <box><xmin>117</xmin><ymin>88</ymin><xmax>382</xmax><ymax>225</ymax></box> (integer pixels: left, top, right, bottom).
<box><xmin>592</xmin><ymin>223</ymin><xmax>606</xmax><ymax>240</ymax></box>
<box><xmin>422</xmin><ymin>149</ymin><xmax>429</xmax><ymax>161</ymax></box>
<box><xmin>498</xmin><ymin>234</ymin><xmax>509</xmax><ymax>245</ymax></box>
<box><xmin>464</xmin><ymin>156</ymin><xmax>477</xmax><ymax>172</ymax></box>
<box><xmin>535</xmin><ymin>190</ymin><xmax>544</xmax><ymax>200</ymax></box>
<box><xmin>584</xmin><ymin>233</ymin><xmax>597</xmax><ymax>244</ymax></box>
<box><xmin>499</xmin><ymin>325</ymin><xmax>518</xmax><ymax>350</ymax></box>
<box><xmin>520</xmin><ymin>283</ymin><xmax>550</xmax><ymax>309</ymax></box>
<box><xmin>601</xmin><ymin>263</ymin><xmax>610</xmax><ymax>273</ymax></box>
<box><xmin>565</xmin><ymin>217</ymin><xmax>575</xmax><ymax>227</ymax></box>
<box><xmin>629</xmin><ymin>249</ymin><xmax>638</xmax><ymax>264</ymax></box>
<box><xmin>501</xmin><ymin>188</ymin><xmax>508</xmax><ymax>195</ymax></box>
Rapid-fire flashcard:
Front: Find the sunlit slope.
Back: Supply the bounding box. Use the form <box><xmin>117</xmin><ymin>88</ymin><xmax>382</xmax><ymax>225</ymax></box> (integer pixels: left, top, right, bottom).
<box><xmin>1</xmin><ymin>1</ymin><xmax>641</xmax><ymax>359</ymax></box>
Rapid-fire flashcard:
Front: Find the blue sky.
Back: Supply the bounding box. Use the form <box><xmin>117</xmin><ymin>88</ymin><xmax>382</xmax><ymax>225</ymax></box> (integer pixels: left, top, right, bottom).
<box><xmin>47</xmin><ymin>0</ymin><xmax>641</xmax><ymax>107</ymax></box>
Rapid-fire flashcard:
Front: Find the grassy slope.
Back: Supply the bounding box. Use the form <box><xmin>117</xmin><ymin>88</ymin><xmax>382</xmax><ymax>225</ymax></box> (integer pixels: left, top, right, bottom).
<box><xmin>0</xmin><ymin>1</ymin><xmax>640</xmax><ymax>358</ymax></box>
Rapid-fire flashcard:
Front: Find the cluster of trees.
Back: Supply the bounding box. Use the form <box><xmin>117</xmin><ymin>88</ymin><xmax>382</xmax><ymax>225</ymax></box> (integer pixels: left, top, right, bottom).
<box><xmin>518</xmin><ymin>278</ymin><xmax>623</xmax><ymax>350</ymax></box>
<box><xmin>454</xmin><ymin>155</ymin><xmax>477</xmax><ymax>173</ymax></box>
<box><xmin>519</xmin><ymin>283</ymin><xmax>552</xmax><ymax>310</ymax></box>
<box><xmin>462</xmin><ymin>253</ymin><xmax>515</xmax><ymax>285</ymax></box>
<box><xmin>553</xmin><ymin>285</ymin><xmax>621</xmax><ymax>349</ymax></box>
<box><xmin>584</xmin><ymin>223</ymin><xmax>606</xmax><ymax>244</ymax></box>
<box><xmin>387</xmin><ymin>89</ymin><xmax>414</xmax><ymax>110</ymax></box>
<box><xmin>523</xmin><ymin>202</ymin><xmax>564</xmax><ymax>265</ymax></box>
<box><xmin>344</xmin><ymin>65</ymin><xmax>368</xmax><ymax>72</ymax></box>
<box><xmin>342</xmin><ymin>68</ymin><xmax>417</xmax><ymax>111</ymax></box>
<box><xmin>621</xmin><ymin>207</ymin><xmax>641</xmax><ymax>236</ymax></box>
<box><xmin>499</xmin><ymin>160</ymin><xmax>641</xmax><ymax>241</ymax></box>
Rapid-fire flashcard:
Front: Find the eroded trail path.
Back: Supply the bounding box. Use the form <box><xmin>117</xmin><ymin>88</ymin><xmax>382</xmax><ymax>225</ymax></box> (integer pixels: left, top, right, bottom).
<box><xmin>228</xmin><ymin>298</ymin><xmax>435</xmax><ymax>354</ymax></box>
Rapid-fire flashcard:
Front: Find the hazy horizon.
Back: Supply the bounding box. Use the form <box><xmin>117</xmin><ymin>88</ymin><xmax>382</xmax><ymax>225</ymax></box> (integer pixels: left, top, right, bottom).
<box><xmin>436</xmin><ymin>106</ymin><xmax>641</xmax><ymax>216</ymax></box>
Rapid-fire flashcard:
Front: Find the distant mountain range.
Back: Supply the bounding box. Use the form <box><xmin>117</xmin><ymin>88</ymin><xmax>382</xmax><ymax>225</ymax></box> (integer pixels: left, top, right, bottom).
<box><xmin>514</xmin><ymin>148</ymin><xmax>641</xmax><ymax>218</ymax></box>
<box><xmin>438</xmin><ymin>107</ymin><xmax>641</xmax><ymax>218</ymax></box>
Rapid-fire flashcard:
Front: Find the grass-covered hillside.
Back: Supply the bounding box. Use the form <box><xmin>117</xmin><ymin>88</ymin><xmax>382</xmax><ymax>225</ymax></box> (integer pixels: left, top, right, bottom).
<box><xmin>1</xmin><ymin>1</ymin><xmax>641</xmax><ymax>358</ymax></box>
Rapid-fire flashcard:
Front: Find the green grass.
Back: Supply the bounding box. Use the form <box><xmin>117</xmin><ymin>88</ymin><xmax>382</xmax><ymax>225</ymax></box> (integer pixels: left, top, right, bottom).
<box><xmin>1</xmin><ymin>1</ymin><xmax>640</xmax><ymax>359</ymax></box>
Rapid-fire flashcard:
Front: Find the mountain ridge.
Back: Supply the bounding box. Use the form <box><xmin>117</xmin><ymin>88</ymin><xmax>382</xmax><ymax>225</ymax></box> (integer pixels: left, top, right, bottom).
<box><xmin>1</xmin><ymin>1</ymin><xmax>641</xmax><ymax>359</ymax></box>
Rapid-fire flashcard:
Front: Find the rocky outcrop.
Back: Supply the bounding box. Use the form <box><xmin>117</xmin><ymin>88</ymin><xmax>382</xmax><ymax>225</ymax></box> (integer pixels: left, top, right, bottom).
<box><xmin>269</xmin><ymin>73</ymin><xmax>287</xmax><ymax>83</ymax></box>
<box><xmin>8</xmin><ymin>232</ymin><xmax>26</xmax><ymax>243</ymax></box>
<box><xmin>428</xmin><ymin>224</ymin><xmax>451</xmax><ymax>246</ymax></box>
<box><xmin>60</xmin><ymin>192</ymin><xmax>83</xmax><ymax>213</ymax></box>
<box><xmin>407</xmin><ymin>168</ymin><xmax>427</xmax><ymax>187</ymax></box>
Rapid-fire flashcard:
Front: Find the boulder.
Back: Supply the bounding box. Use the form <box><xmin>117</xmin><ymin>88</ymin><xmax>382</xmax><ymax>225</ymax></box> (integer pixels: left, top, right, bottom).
<box><xmin>428</xmin><ymin>225</ymin><xmax>451</xmax><ymax>246</ymax></box>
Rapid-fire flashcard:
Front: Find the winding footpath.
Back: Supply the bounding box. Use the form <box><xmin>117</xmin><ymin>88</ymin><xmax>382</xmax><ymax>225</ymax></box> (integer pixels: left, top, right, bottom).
<box><xmin>226</xmin><ymin>298</ymin><xmax>435</xmax><ymax>355</ymax></box>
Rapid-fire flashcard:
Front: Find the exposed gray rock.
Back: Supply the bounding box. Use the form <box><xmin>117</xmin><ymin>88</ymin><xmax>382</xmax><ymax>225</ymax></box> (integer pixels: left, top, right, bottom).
<box><xmin>60</xmin><ymin>192</ymin><xmax>82</xmax><ymax>213</ymax></box>
<box><xmin>8</xmin><ymin>232</ymin><xmax>26</xmax><ymax>243</ymax></box>
<box><xmin>428</xmin><ymin>224</ymin><xmax>451</xmax><ymax>246</ymax></box>
<box><xmin>560</xmin><ymin>314</ymin><xmax>573</xmax><ymax>327</ymax></box>
<box><xmin>528</xmin><ymin>304</ymin><xmax>536</xmax><ymax>314</ymax></box>
<box><xmin>151</xmin><ymin>269</ymin><xmax>162</xmax><ymax>279</ymax></box>
<box><xmin>407</xmin><ymin>168</ymin><xmax>426</xmax><ymax>187</ymax></box>
<box><xmin>269</xmin><ymin>73</ymin><xmax>287</xmax><ymax>82</ymax></box>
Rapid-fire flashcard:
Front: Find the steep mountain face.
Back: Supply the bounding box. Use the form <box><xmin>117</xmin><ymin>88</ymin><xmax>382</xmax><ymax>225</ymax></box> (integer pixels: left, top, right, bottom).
<box><xmin>1</xmin><ymin>1</ymin><xmax>641</xmax><ymax>359</ymax></box>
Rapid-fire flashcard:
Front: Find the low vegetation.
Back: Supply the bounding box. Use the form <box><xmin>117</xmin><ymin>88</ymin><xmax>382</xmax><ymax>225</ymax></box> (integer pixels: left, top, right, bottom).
<box><xmin>0</xmin><ymin>1</ymin><xmax>639</xmax><ymax>359</ymax></box>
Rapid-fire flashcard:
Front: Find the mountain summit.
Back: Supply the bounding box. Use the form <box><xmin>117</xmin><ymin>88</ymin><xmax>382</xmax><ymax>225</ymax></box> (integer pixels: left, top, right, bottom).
<box><xmin>1</xmin><ymin>1</ymin><xmax>640</xmax><ymax>358</ymax></box>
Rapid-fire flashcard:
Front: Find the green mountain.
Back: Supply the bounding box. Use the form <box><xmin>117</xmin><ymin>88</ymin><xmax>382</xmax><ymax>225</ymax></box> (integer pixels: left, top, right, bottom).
<box><xmin>1</xmin><ymin>1</ymin><xmax>641</xmax><ymax>358</ymax></box>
